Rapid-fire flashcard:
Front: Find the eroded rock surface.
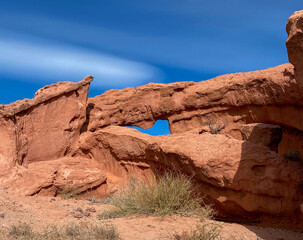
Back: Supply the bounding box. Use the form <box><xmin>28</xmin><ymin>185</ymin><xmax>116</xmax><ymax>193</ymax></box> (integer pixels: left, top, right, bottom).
<box><xmin>10</xmin><ymin>157</ymin><xmax>107</xmax><ymax>197</ymax></box>
<box><xmin>0</xmin><ymin>76</ymin><xmax>92</xmax><ymax>180</ymax></box>
<box><xmin>87</xmin><ymin>64</ymin><xmax>303</xmax><ymax>134</ymax></box>
<box><xmin>76</xmin><ymin>126</ymin><xmax>303</xmax><ymax>228</ymax></box>
<box><xmin>227</xmin><ymin>123</ymin><xmax>282</xmax><ymax>152</ymax></box>
<box><xmin>286</xmin><ymin>10</ymin><xmax>303</xmax><ymax>83</ymax></box>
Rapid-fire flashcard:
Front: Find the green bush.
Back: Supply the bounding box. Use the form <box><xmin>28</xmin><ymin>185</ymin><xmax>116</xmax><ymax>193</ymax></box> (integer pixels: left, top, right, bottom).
<box><xmin>98</xmin><ymin>172</ymin><xmax>213</xmax><ymax>219</ymax></box>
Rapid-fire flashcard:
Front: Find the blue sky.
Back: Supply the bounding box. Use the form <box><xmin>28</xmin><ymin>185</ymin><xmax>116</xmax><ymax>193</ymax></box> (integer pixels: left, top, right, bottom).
<box><xmin>0</xmin><ymin>1</ymin><xmax>301</xmax><ymax>135</ymax></box>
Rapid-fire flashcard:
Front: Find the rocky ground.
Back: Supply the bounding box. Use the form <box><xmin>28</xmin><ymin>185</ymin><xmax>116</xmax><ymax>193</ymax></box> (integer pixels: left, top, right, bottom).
<box><xmin>0</xmin><ymin>189</ymin><xmax>301</xmax><ymax>240</ymax></box>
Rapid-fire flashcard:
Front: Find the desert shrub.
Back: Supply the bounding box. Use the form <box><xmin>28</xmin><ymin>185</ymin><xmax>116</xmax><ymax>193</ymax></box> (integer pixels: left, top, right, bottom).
<box><xmin>8</xmin><ymin>222</ymin><xmax>36</xmax><ymax>240</ymax></box>
<box><xmin>59</xmin><ymin>186</ymin><xmax>79</xmax><ymax>199</ymax></box>
<box><xmin>98</xmin><ymin>172</ymin><xmax>213</xmax><ymax>219</ymax></box>
<box><xmin>98</xmin><ymin>207</ymin><xmax>128</xmax><ymax>219</ymax></box>
<box><xmin>59</xmin><ymin>222</ymin><xmax>119</xmax><ymax>240</ymax></box>
<box><xmin>173</xmin><ymin>223</ymin><xmax>222</xmax><ymax>240</ymax></box>
<box><xmin>0</xmin><ymin>222</ymin><xmax>120</xmax><ymax>240</ymax></box>
<box><xmin>283</xmin><ymin>150</ymin><xmax>301</xmax><ymax>162</ymax></box>
<box><xmin>205</xmin><ymin>118</ymin><xmax>225</xmax><ymax>135</ymax></box>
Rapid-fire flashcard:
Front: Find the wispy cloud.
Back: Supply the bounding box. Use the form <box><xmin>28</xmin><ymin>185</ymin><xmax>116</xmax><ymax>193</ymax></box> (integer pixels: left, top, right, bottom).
<box><xmin>0</xmin><ymin>36</ymin><xmax>163</xmax><ymax>88</ymax></box>
<box><xmin>0</xmin><ymin>13</ymin><xmax>288</xmax><ymax>75</ymax></box>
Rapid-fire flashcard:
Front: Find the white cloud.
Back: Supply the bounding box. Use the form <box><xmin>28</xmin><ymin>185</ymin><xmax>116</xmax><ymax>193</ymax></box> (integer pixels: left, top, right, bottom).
<box><xmin>0</xmin><ymin>37</ymin><xmax>163</xmax><ymax>88</ymax></box>
<box><xmin>0</xmin><ymin>11</ymin><xmax>288</xmax><ymax>79</ymax></box>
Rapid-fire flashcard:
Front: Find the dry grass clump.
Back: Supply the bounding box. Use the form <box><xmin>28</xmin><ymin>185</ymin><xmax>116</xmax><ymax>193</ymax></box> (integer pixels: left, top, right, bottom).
<box><xmin>173</xmin><ymin>223</ymin><xmax>222</xmax><ymax>240</ymax></box>
<box><xmin>98</xmin><ymin>172</ymin><xmax>214</xmax><ymax>219</ymax></box>
<box><xmin>0</xmin><ymin>222</ymin><xmax>120</xmax><ymax>240</ymax></box>
<box><xmin>59</xmin><ymin>186</ymin><xmax>79</xmax><ymax>200</ymax></box>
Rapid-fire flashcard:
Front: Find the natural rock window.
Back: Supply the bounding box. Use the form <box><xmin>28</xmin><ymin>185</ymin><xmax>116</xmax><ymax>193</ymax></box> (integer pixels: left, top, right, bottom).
<box><xmin>126</xmin><ymin>120</ymin><xmax>171</xmax><ymax>136</ymax></box>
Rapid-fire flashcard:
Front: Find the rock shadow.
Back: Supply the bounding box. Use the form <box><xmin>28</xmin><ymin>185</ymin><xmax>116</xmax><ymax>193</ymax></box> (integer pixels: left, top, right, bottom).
<box><xmin>233</xmin><ymin>123</ymin><xmax>303</xmax><ymax>235</ymax></box>
<box><xmin>80</xmin><ymin>103</ymin><xmax>95</xmax><ymax>133</ymax></box>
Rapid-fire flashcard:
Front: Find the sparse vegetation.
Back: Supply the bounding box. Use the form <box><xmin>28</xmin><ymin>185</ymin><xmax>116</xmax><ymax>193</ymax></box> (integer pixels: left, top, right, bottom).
<box><xmin>173</xmin><ymin>223</ymin><xmax>222</xmax><ymax>240</ymax></box>
<box><xmin>283</xmin><ymin>150</ymin><xmax>302</xmax><ymax>162</ymax></box>
<box><xmin>87</xmin><ymin>197</ymin><xmax>111</xmax><ymax>205</ymax></box>
<box><xmin>59</xmin><ymin>186</ymin><xmax>79</xmax><ymax>200</ymax></box>
<box><xmin>98</xmin><ymin>172</ymin><xmax>214</xmax><ymax>219</ymax></box>
<box><xmin>0</xmin><ymin>222</ymin><xmax>120</xmax><ymax>240</ymax></box>
<box><xmin>204</xmin><ymin>118</ymin><xmax>225</xmax><ymax>134</ymax></box>
<box><xmin>7</xmin><ymin>222</ymin><xmax>34</xmax><ymax>239</ymax></box>
<box><xmin>99</xmin><ymin>207</ymin><xmax>129</xmax><ymax>220</ymax></box>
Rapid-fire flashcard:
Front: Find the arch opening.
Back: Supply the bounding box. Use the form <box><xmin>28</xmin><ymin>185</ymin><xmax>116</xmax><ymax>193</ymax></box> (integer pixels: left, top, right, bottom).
<box><xmin>127</xmin><ymin>120</ymin><xmax>171</xmax><ymax>136</ymax></box>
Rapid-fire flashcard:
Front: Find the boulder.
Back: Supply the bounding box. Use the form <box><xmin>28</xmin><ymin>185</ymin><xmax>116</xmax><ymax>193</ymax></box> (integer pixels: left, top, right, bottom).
<box><xmin>9</xmin><ymin>157</ymin><xmax>107</xmax><ymax>197</ymax></box>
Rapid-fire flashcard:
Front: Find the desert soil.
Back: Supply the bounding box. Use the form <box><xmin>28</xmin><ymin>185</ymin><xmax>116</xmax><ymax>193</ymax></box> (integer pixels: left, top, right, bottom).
<box><xmin>0</xmin><ymin>188</ymin><xmax>302</xmax><ymax>240</ymax></box>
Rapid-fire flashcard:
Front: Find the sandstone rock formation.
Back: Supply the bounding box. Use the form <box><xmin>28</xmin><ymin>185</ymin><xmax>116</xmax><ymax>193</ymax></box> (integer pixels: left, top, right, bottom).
<box><xmin>228</xmin><ymin>123</ymin><xmax>282</xmax><ymax>152</ymax></box>
<box><xmin>87</xmin><ymin>64</ymin><xmax>303</xmax><ymax>133</ymax></box>
<box><xmin>11</xmin><ymin>157</ymin><xmax>107</xmax><ymax>197</ymax></box>
<box><xmin>0</xmin><ymin>76</ymin><xmax>92</xmax><ymax>185</ymax></box>
<box><xmin>78</xmin><ymin>126</ymin><xmax>303</xmax><ymax>223</ymax></box>
<box><xmin>286</xmin><ymin>10</ymin><xmax>303</xmax><ymax>83</ymax></box>
<box><xmin>1</xmin><ymin>11</ymin><xmax>303</xmax><ymax>231</ymax></box>
<box><xmin>86</xmin><ymin>63</ymin><xmax>303</xmax><ymax>159</ymax></box>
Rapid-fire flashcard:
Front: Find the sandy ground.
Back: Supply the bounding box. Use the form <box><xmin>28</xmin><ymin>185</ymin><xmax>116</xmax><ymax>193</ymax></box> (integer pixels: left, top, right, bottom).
<box><xmin>0</xmin><ymin>188</ymin><xmax>302</xmax><ymax>240</ymax></box>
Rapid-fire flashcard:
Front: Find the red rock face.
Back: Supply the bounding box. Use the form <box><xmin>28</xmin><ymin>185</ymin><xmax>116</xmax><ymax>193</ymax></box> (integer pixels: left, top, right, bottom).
<box><xmin>76</xmin><ymin>126</ymin><xmax>303</xmax><ymax>229</ymax></box>
<box><xmin>11</xmin><ymin>157</ymin><xmax>107</xmax><ymax>197</ymax></box>
<box><xmin>0</xmin><ymin>117</ymin><xmax>16</xmax><ymax>180</ymax></box>
<box><xmin>87</xmin><ymin>64</ymin><xmax>302</xmax><ymax>131</ymax></box>
<box><xmin>0</xmin><ymin>76</ymin><xmax>92</xmax><ymax>188</ymax></box>
<box><xmin>286</xmin><ymin>10</ymin><xmax>303</xmax><ymax>83</ymax></box>
<box><xmin>228</xmin><ymin>123</ymin><xmax>282</xmax><ymax>152</ymax></box>
<box><xmin>86</xmin><ymin>63</ymin><xmax>303</xmax><ymax>162</ymax></box>
<box><xmin>1</xmin><ymin>77</ymin><xmax>92</xmax><ymax>166</ymax></box>
<box><xmin>1</xmin><ymin>11</ymin><xmax>303</xmax><ymax>231</ymax></box>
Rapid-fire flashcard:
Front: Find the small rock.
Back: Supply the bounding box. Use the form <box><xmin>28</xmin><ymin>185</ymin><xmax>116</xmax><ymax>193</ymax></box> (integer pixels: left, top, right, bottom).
<box><xmin>83</xmin><ymin>211</ymin><xmax>91</xmax><ymax>217</ymax></box>
<box><xmin>72</xmin><ymin>212</ymin><xmax>83</xmax><ymax>219</ymax></box>
<box><xmin>0</xmin><ymin>213</ymin><xmax>5</xmax><ymax>218</ymax></box>
<box><xmin>86</xmin><ymin>207</ymin><xmax>96</xmax><ymax>213</ymax></box>
<box><xmin>76</xmin><ymin>207</ymin><xmax>83</xmax><ymax>213</ymax></box>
